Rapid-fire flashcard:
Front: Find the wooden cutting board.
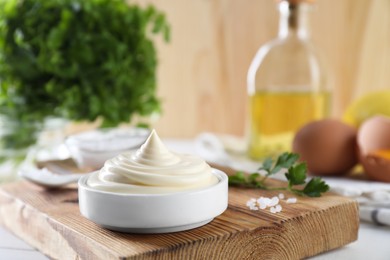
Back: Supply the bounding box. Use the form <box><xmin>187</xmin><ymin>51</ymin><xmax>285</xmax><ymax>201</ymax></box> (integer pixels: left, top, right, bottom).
<box><xmin>0</xmin><ymin>165</ymin><xmax>359</xmax><ymax>260</ymax></box>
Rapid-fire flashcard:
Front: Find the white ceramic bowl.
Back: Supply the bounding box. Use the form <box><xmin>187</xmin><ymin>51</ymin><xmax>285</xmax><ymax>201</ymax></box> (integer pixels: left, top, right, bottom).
<box><xmin>78</xmin><ymin>169</ymin><xmax>228</xmax><ymax>233</ymax></box>
<box><xmin>66</xmin><ymin>127</ymin><xmax>150</xmax><ymax>169</ymax></box>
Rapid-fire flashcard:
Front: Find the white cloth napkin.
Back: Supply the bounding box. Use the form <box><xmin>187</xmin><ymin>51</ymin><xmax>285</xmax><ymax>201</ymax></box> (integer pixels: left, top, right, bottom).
<box><xmin>324</xmin><ymin>177</ymin><xmax>390</xmax><ymax>226</ymax></box>
<box><xmin>195</xmin><ymin>132</ymin><xmax>390</xmax><ymax>226</ymax></box>
<box><xmin>195</xmin><ymin>132</ymin><xmax>259</xmax><ymax>173</ymax></box>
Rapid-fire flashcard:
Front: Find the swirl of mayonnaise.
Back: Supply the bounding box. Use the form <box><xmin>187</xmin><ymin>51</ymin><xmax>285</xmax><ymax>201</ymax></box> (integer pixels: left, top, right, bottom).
<box><xmin>86</xmin><ymin>130</ymin><xmax>219</xmax><ymax>194</ymax></box>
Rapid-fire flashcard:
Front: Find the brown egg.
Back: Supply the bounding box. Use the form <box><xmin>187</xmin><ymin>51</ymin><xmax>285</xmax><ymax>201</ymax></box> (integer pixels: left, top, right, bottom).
<box><xmin>292</xmin><ymin>119</ymin><xmax>358</xmax><ymax>176</ymax></box>
<box><xmin>357</xmin><ymin>116</ymin><xmax>390</xmax><ymax>182</ymax></box>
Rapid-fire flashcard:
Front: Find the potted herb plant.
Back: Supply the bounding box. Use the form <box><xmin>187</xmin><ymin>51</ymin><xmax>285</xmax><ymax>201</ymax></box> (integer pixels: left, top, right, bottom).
<box><xmin>0</xmin><ymin>0</ymin><xmax>169</xmax><ymax>171</ymax></box>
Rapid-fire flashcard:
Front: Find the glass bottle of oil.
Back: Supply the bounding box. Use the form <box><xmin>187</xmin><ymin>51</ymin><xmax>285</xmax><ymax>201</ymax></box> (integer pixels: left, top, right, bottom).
<box><xmin>247</xmin><ymin>0</ymin><xmax>330</xmax><ymax>159</ymax></box>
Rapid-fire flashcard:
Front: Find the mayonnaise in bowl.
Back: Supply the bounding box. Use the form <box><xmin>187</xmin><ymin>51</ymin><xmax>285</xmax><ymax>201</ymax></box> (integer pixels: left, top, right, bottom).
<box><xmin>78</xmin><ymin>130</ymin><xmax>228</xmax><ymax>233</ymax></box>
<box><xmin>86</xmin><ymin>129</ymin><xmax>219</xmax><ymax>194</ymax></box>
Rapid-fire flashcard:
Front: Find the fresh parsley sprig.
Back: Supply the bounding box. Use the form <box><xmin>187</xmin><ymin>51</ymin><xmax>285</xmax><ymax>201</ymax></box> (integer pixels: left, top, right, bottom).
<box><xmin>228</xmin><ymin>152</ymin><xmax>329</xmax><ymax>197</ymax></box>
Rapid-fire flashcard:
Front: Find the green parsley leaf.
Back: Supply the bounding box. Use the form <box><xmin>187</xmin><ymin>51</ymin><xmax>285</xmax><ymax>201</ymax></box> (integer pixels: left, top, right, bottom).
<box><xmin>285</xmin><ymin>163</ymin><xmax>307</xmax><ymax>186</ymax></box>
<box><xmin>303</xmin><ymin>177</ymin><xmax>330</xmax><ymax>197</ymax></box>
<box><xmin>228</xmin><ymin>171</ymin><xmax>246</xmax><ymax>185</ymax></box>
<box><xmin>248</xmin><ymin>173</ymin><xmax>261</xmax><ymax>184</ymax></box>
<box><xmin>228</xmin><ymin>152</ymin><xmax>329</xmax><ymax>197</ymax></box>
<box><xmin>270</xmin><ymin>165</ymin><xmax>283</xmax><ymax>175</ymax></box>
<box><xmin>275</xmin><ymin>152</ymin><xmax>300</xmax><ymax>168</ymax></box>
<box><xmin>260</xmin><ymin>158</ymin><xmax>273</xmax><ymax>172</ymax></box>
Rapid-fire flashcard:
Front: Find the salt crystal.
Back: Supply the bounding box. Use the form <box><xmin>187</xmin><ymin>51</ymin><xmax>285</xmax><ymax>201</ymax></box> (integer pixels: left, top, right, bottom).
<box><xmin>256</xmin><ymin>197</ymin><xmax>265</xmax><ymax>203</ymax></box>
<box><xmin>246</xmin><ymin>198</ymin><xmax>256</xmax><ymax>207</ymax></box>
<box><xmin>258</xmin><ymin>201</ymin><xmax>267</xmax><ymax>210</ymax></box>
<box><xmin>286</xmin><ymin>197</ymin><xmax>297</xmax><ymax>204</ymax></box>
<box><xmin>246</xmin><ymin>195</ymin><xmax>288</xmax><ymax>213</ymax></box>
<box><xmin>257</xmin><ymin>197</ymin><xmax>270</xmax><ymax>207</ymax></box>
<box><xmin>269</xmin><ymin>204</ymin><xmax>282</xmax><ymax>214</ymax></box>
<box><xmin>268</xmin><ymin>196</ymin><xmax>279</xmax><ymax>207</ymax></box>
<box><xmin>263</xmin><ymin>197</ymin><xmax>272</xmax><ymax>206</ymax></box>
<box><xmin>257</xmin><ymin>197</ymin><xmax>267</xmax><ymax>209</ymax></box>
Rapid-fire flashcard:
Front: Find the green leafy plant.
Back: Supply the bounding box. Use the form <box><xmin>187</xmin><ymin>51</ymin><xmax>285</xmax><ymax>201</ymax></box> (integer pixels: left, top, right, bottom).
<box><xmin>229</xmin><ymin>152</ymin><xmax>330</xmax><ymax>197</ymax></box>
<box><xmin>0</xmin><ymin>0</ymin><xmax>169</xmax><ymax>151</ymax></box>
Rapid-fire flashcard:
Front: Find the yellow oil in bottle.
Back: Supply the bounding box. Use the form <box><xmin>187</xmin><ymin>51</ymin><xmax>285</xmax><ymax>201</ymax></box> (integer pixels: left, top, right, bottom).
<box><xmin>248</xmin><ymin>91</ymin><xmax>330</xmax><ymax>159</ymax></box>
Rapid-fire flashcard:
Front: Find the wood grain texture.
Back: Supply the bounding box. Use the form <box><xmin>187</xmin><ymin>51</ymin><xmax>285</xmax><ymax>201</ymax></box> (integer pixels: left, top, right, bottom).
<box><xmin>0</xmin><ymin>176</ymin><xmax>358</xmax><ymax>260</ymax></box>
<box><xmin>132</xmin><ymin>0</ymin><xmax>390</xmax><ymax>138</ymax></box>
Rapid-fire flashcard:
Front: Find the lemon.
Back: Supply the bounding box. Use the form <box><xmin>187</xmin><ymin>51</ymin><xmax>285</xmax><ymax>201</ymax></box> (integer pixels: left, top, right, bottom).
<box><xmin>343</xmin><ymin>90</ymin><xmax>390</xmax><ymax>127</ymax></box>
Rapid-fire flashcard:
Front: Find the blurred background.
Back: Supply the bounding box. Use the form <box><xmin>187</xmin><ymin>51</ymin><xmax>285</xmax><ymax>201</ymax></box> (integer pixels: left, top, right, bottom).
<box><xmin>142</xmin><ymin>0</ymin><xmax>390</xmax><ymax>137</ymax></box>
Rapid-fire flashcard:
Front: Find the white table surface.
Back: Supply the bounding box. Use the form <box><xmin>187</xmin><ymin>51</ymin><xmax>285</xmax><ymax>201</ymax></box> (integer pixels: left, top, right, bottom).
<box><xmin>0</xmin><ymin>139</ymin><xmax>389</xmax><ymax>259</ymax></box>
